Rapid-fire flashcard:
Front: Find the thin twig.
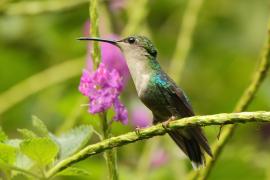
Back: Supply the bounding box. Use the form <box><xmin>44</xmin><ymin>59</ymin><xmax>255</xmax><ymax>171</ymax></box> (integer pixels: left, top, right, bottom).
<box><xmin>190</xmin><ymin>23</ymin><xmax>270</xmax><ymax>180</ymax></box>
<box><xmin>89</xmin><ymin>1</ymin><xmax>118</xmax><ymax>179</ymax></box>
<box><xmin>45</xmin><ymin>111</ymin><xmax>270</xmax><ymax>178</ymax></box>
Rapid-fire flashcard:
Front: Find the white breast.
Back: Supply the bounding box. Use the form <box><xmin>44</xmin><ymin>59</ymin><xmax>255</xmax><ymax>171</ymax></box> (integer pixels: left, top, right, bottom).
<box><xmin>121</xmin><ymin>44</ymin><xmax>152</xmax><ymax>96</ymax></box>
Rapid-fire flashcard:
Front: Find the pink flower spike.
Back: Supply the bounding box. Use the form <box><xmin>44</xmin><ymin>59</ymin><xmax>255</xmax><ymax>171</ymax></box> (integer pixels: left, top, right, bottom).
<box><xmin>78</xmin><ymin>62</ymin><xmax>128</xmax><ymax>125</ymax></box>
<box><xmin>113</xmin><ymin>98</ymin><xmax>128</xmax><ymax>124</ymax></box>
<box><xmin>78</xmin><ymin>70</ymin><xmax>92</xmax><ymax>96</ymax></box>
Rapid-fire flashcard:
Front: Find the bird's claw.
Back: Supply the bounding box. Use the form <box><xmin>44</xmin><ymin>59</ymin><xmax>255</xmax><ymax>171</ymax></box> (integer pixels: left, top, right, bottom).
<box><xmin>162</xmin><ymin>122</ymin><xmax>169</xmax><ymax>131</ymax></box>
<box><xmin>135</xmin><ymin>126</ymin><xmax>141</xmax><ymax>136</ymax></box>
<box><xmin>162</xmin><ymin>116</ymin><xmax>176</xmax><ymax>131</ymax></box>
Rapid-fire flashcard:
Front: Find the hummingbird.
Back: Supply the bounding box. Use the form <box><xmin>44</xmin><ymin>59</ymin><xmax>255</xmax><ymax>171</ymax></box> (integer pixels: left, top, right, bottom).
<box><xmin>78</xmin><ymin>35</ymin><xmax>213</xmax><ymax>168</ymax></box>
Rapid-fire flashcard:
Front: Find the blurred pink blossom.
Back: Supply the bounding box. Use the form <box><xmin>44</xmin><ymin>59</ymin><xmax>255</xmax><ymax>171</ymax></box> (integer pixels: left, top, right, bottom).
<box><xmin>150</xmin><ymin>148</ymin><xmax>169</xmax><ymax>168</ymax></box>
<box><xmin>131</xmin><ymin>105</ymin><xmax>152</xmax><ymax>128</ymax></box>
<box><xmin>109</xmin><ymin>0</ymin><xmax>128</xmax><ymax>12</ymax></box>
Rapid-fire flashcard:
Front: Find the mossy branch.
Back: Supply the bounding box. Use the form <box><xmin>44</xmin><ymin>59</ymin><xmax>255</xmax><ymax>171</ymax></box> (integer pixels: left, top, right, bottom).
<box><xmin>46</xmin><ymin>111</ymin><xmax>270</xmax><ymax>178</ymax></box>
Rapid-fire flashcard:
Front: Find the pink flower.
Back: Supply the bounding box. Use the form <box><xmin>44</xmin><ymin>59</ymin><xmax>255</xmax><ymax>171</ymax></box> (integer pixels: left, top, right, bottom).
<box><xmin>79</xmin><ymin>63</ymin><xmax>128</xmax><ymax>124</ymax></box>
<box><xmin>113</xmin><ymin>98</ymin><xmax>128</xmax><ymax>124</ymax></box>
<box><xmin>131</xmin><ymin>105</ymin><xmax>151</xmax><ymax>128</ymax></box>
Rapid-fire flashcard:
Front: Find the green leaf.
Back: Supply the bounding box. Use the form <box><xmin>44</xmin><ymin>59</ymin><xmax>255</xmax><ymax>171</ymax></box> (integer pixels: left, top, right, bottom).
<box><xmin>53</xmin><ymin>125</ymin><xmax>93</xmax><ymax>160</ymax></box>
<box><xmin>0</xmin><ymin>143</ymin><xmax>17</xmax><ymax>165</ymax></box>
<box><xmin>6</xmin><ymin>139</ymin><xmax>33</xmax><ymax>170</ymax></box>
<box><xmin>17</xmin><ymin>129</ymin><xmax>37</xmax><ymax>139</ymax></box>
<box><xmin>32</xmin><ymin>116</ymin><xmax>49</xmax><ymax>136</ymax></box>
<box><xmin>20</xmin><ymin>137</ymin><xmax>59</xmax><ymax>166</ymax></box>
<box><xmin>0</xmin><ymin>127</ymin><xmax>8</xmax><ymax>143</ymax></box>
<box><xmin>56</xmin><ymin>167</ymin><xmax>91</xmax><ymax>177</ymax></box>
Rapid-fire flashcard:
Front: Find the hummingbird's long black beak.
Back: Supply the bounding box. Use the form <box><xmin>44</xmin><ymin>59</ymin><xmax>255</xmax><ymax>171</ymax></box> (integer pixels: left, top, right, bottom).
<box><xmin>77</xmin><ymin>37</ymin><xmax>118</xmax><ymax>46</ymax></box>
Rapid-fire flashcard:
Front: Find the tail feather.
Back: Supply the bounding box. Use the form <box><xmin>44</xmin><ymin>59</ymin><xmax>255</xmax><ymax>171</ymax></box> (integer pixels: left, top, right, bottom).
<box><xmin>168</xmin><ymin>127</ymin><xmax>212</xmax><ymax>169</ymax></box>
<box><xmin>191</xmin><ymin>128</ymin><xmax>213</xmax><ymax>157</ymax></box>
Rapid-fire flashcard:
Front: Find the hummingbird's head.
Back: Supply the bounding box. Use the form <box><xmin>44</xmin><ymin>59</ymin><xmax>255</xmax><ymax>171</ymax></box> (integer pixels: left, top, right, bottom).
<box><xmin>117</xmin><ymin>36</ymin><xmax>157</xmax><ymax>58</ymax></box>
<box><xmin>78</xmin><ymin>35</ymin><xmax>158</xmax><ymax>59</ymax></box>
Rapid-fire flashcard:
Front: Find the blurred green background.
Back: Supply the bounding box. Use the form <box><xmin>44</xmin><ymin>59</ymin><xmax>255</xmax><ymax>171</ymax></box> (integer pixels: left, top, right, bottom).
<box><xmin>0</xmin><ymin>0</ymin><xmax>270</xmax><ymax>179</ymax></box>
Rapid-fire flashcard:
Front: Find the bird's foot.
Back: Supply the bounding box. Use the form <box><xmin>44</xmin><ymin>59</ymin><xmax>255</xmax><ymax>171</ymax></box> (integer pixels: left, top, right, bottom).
<box><xmin>135</xmin><ymin>126</ymin><xmax>141</xmax><ymax>136</ymax></box>
<box><xmin>162</xmin><ymin>116</ymin><xmax>176</xmax><ymax>131</ymax></box>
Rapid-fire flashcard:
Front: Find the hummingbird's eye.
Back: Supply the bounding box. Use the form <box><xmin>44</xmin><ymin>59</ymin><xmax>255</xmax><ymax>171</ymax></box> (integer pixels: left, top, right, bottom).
<box><xmin>150</xmin><ymin>50</ymin><xmax>157</xmax><ymax>57</ymax></box>
<box><xmin>127</xmin><ymin>37</ymin><xmax>136</xmax><ymax>44</ymax></box>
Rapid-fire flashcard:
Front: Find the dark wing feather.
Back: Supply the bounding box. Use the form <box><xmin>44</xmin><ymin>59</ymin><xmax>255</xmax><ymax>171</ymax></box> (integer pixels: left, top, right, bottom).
<box><xmin>156</xmin><ymin>74</ymin><xmax>194</xmax><ymax>118</ymax></box>
<box><xmin>155</xmin><ymin>74</ymin><xmax>213</xmax><ymax>159</ymax></box>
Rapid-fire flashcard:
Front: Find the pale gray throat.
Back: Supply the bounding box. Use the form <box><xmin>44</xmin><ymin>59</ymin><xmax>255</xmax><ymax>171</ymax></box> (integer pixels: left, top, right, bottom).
<box><xmin>122</xmin><ymin>47</ymin><xmax>153</xmax><ymax>96</ymax></box>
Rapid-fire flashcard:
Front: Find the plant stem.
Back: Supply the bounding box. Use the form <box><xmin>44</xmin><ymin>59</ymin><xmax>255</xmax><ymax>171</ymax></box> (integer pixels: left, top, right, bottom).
<box><xmin>168</xmin><ymin>0</ymin><xmax>204</xmax><ymax>83</ymax></box>
<box><xmin>89</xmin><ymin>0</ymin><xmax>118</xmax><ymax>179</ymax></box>
<box><xmin>89</xmin><ymin>0</ymin><xmax>101</xmax><ymax>69</ymax></box>
<box><xmin>46</xmin><ymin>111</ymin><xmax>270</xmax><ymax>178</ymax></box>
<box><xmin>100</xmin><ymin>112</ymin><xmax>119</xmax><ymax>180</ymax></box>
<box><xmin>190</xmin><ymin>23</ymin><xmax>270</xmax><ymax>180</ymax></box>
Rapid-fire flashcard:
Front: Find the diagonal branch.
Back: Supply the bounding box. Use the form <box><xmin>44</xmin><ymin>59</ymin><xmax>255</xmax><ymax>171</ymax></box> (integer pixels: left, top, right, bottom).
<box><xmin>46</xmin><ymin>111</ymin><xmax>270</xmax><ymax>178</ymax></box>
